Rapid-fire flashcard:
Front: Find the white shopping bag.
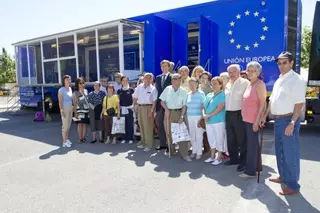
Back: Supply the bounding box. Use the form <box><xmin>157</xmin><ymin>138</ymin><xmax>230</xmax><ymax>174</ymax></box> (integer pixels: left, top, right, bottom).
<box><xmin>111</xmin><ymin>117</ymin><xmax>126</xmax><ymax>134</ymax></box>
<box><xmin>170</xmin><ymin>122</ymin><xmax>191</xmax><ymax>144</ymax></box>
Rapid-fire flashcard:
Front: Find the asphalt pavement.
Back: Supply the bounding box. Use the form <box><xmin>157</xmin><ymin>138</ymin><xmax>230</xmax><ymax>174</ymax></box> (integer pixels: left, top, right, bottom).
<box><xmin>0</xmin><ymin>110</ymin><xmax>319</xmax><ymax>213</ymax></box>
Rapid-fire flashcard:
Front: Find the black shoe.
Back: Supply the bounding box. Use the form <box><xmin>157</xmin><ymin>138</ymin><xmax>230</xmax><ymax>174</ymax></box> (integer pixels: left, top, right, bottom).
<box><xmin>156</xmin><ymin>146</ymin><xmax>167</xmax><ymax>151</ymax></box>
<box><xmin>83</xmin><ymin>138</ymin><xmax>87</xmax><ymax>143</ymax></box>
<box><xmin>91</xmin><ymin>140</ymin><xmax>97</xmax><ymax>144</ymax></box>
<box><xmin>224</xmin><ymin>160</ymin><xmax>238</xmax><ymax>166</ymax></box>
<box><xmin>237</xmin><ymin>165</ymin><xmax>246</xmax><ymax>172</ymax></box>
<box><xmin>99</xmin><ymin>140</ymin><xmax>104</xmax><ymax>143</ymax></box>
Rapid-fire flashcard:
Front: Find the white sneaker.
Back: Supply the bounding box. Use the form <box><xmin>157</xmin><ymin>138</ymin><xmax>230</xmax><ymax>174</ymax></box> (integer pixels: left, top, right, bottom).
<box><xmin>190</xmin><ymin>153</ymin><xmax>196</xmax><ymax>158</ymax></box>
<box><xmin>121</xmin><ymin>140</ymin><xmax>126</xmax><ymax>144</ymax></box>
<box><xmin>212</xmin><ymin>159</ymin><xmax>222</xmax><ymax>166</ymax></box>
<box><xmin>66</xmin><ymin>139</ymin><xmax>72</xmax><ymax>145</ymax></box>
<box><xmin>143</xmin><ymin>147</ymin><xmax>151</xmax><ymax>152</ymax></box>
<box><xmin>128</xmin><ymin>140</ymin><xmax>133</xmax><ymax>144</ymax></box>
<box><xmin>137</xmin><ymin>145</ymin><xmax>144</xmax><ymax>149</ymax></box>
<box><xmin>205</xmin><ymin>158</ymin><xmax>215</xmax><ymax>163</ymax></box>
<box><xmin>62</xmin><ymin>142</ymin><xmax>71</xmax><ymax>148</ymax></box>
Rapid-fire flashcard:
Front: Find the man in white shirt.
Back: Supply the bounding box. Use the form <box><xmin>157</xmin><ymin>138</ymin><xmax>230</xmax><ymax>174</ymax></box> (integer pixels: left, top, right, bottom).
<box><xmin>260</xmin><ymin>51</ymin><xmax>306</xmax><ymax>196</ymax></box>
<box><xmin>133</xmin><ymin>73</ymin><xmax>158</xmax><ymax>152</ymax></box>
<box><xmin>224</xmin><ymin>64</ymin><xmax>250</xmax><ymax>172</ymax></box>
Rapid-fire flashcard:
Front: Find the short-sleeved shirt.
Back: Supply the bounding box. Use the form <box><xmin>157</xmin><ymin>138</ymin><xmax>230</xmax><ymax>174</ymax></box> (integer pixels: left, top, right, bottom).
<box><xmin>58</xmin><ymin>87</ymin><xmax>73</xmax><ymax>106</ymax></box>
<box><xmin>269</xmin><ymin>70</ymin><xmax>306</xmax><ymax>115</ymax></box>
<box><xmin>186</xmin><ymin>90</ymin><xmax>205</xmax><ymax>116</ymax></box>
<box><xmin>88</xmin><ymin>91</ymin><xmax>105</xmax><ymax>107</ymax></box>
<box><xmin>117</xmin><ymin>87</ymin><xmax>134</xmax><ymax>107</ymax></box>
<box><xmin>103</xmin><ymin>95</ymin><xmax>119</xmax><ymax>115</ymax></box>
<box><xmin>132</xmin><ymin>83</ymin><xmax>158</xmax><ymax>104</ymax></box>
<box><xmin>160</xmin><ymin>86</ymin><xmax>188</xmax><ymax>109</ymax></box>
<box><xmin>203</xmin><ymin>92</ymin><xmax>226</xmax><ymax>124</ymax></box>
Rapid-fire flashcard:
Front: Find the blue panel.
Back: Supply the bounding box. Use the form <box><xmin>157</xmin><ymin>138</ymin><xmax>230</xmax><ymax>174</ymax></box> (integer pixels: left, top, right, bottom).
<box><xmin>199</xmin><ymin>16</ymin><xmax>212</xmax><ymax>71</ymax></box>
<box><xmin>153</xmin><ymin>16</ymin><xmax>172</xmax><ymax>76</ymax></box>
<box><xmin>130</xmin><ymin>0</ymin><xmax>286</xmax><ymax>92</ymax></box>
<box><xmin>210</xmin><ymin>22</ymin><xmax>219</xmax><ymax>77</ymax></box>
<box><xmin>172</xmin><ymin>22</ymin><xmax>188</xmax><ymax>69</ymax></box>
<box><xmin>295</xmin><ymin>0</ymin><xmax>302</xmax><ymax>74</ymax></box>
<box><xmin>28</xmin><ymin>47</ymin><xmax>35</xmax><ymax>77</ymax></box>
<box><xmin>20</xmin><ymin>47</ymin><xmax>28</xmax><ymax>78</ymax></box>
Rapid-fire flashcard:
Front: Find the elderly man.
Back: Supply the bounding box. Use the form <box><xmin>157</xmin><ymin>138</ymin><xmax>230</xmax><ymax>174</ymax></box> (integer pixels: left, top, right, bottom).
<box><xmin>260</xmin><ymin>52</ymin><xmax>306</xmax><ymax>195</ymax></box>
<box><xmin>133</xmin><ymin>73</ymin><xmax>158</xmax><ymax>152</ymax></box>
<box><xmin>113</xmin><ymin>72</ymin><xmax>123</xmax><ymax>93</ymax></box>
<box><xmin>100</xmin><ymin>77</ymin><xmax>108</xmax><ymax>95</ymax></box>
<box><xmin>160</xmin><ymin>73</ymin><xmax>192</xmax><ymax>162</ymax></box>
<box><xmin>224</xmin><ymin>64</ymin><xmax>250</xmax><ymax>172</ymax></box>
<box><xmin>179</xmin><ymin>66</ymin><xmax>191</xmax><ymax>92</ymax></box>
<box><xmin>155</xmin><ymin>60</ymin><xmax>172</xmax><ymax>151</ymax></box>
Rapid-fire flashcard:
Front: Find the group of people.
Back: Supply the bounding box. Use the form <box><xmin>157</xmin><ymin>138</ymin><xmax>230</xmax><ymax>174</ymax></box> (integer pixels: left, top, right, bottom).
<box><xmin>57</xmin><ymin>51</ymin><xmax>306</xmax><ymax>196</ymax></box>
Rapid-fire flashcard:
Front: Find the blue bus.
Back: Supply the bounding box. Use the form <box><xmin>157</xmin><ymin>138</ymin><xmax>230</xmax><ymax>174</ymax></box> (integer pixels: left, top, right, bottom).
<box><xmin>14</xmin><ymin>0</ymin><xmax>319</xmax><ymax>124</ymax></box>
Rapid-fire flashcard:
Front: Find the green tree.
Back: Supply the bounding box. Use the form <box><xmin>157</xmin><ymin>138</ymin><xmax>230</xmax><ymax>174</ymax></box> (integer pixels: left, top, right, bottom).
<box><xmin>301</xmin><ymin>26</ymin><xmax>312</xmax><ymax>68</ymax></box>
<box><xmin>0</xmin><ymin>48</ymin><xmax>16</xmax><ymax>85</ymax></box>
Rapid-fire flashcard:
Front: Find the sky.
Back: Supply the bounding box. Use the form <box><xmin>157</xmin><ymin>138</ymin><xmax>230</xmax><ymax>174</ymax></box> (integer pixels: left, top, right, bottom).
<box><xmin>0</xmin><ymin>0</ymin><xmax>318</xmax><ymax>56</ymax></box>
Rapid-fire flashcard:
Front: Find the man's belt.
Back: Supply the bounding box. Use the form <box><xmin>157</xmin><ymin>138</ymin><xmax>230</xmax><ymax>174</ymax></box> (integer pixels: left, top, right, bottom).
<box><xmin>273</xmin><ymin>113</ymin><xmax>293</xmax><ymax>118</ymax></box>
<box><xmin>138</xmin><ymin>104</ymin><xmax>152</xmax><ymax>106</ymax></box>
<box><xmin>169</xmin><ymin>108</ymin><xmax>182</xmax><ymax>111</ymax></box>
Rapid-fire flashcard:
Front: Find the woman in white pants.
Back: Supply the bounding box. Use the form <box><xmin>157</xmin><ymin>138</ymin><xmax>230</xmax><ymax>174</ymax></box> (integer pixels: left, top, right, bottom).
<box><xmin>186</xmin><ymin>77</ymin><xmax>206</xmax><ymax>159</ymax></box>
<box><xmin>201</xmin><ymin>77</ymin><xmax>227</xmax><ymax>165</ymax></box>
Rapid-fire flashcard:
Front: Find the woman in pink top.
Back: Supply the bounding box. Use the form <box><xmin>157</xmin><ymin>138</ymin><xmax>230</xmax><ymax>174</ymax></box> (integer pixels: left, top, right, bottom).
<box><xmin>240</xmin><ymin>61</ymin><xmax>267</xmax><ymax>178</ymax></box>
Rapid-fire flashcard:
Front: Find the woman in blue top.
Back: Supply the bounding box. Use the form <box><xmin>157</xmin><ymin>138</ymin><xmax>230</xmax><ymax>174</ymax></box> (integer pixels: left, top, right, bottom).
<box><xmin>88</xmin><ymin>81</ymin><xmax>106</xmax><ymax>143</ymax></box>
<box><xmin>201</xmin><ymin>76</ymin><xmax>228</xmax><ymax>165</ymax></box>
<box><xmin>58</xmin><ymin>75</ymin><xmax>73</xmax><ymax>148</ymax></box>
<box><xmin>186</xmin><ymin>77</ymin><xmax>205</xmax><ymax>159</ymax></box>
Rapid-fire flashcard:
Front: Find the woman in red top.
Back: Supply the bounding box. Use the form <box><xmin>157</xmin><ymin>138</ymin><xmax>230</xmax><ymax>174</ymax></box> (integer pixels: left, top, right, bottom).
<box><xmin>240</xmin><ymin>61</ymin><xmax>267</xmax><ymax>178</ymax></box>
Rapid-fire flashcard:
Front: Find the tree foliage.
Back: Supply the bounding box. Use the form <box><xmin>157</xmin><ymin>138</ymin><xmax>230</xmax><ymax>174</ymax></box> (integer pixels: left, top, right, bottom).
<box><xmin>0</xmin><ymin>48</ymin><xmax>16</xmax><ymax>85</ymax></box>
<box><xmin>301</xmin><ymin>26</ymin><xmax>312</xmax><ymax>68</ymax></box>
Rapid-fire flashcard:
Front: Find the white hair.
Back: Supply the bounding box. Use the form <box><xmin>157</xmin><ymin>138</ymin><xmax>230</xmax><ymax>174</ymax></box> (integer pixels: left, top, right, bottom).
<box><xmin>227</xmin><ymin>64</ymin><xmax>241</xmax><ymax>72</ymax></box>
<box><xmin>179</xmin><ymin>65</ymin><xmax>190</xmax><ymax>73</ymax></box>
<box><xmin>246</xmin><ymin>61</ymin><xmax>262</xmax><ymax>75</ymax></box>
<box><xmin>219</xmin><ymin>72</ymin><xmax>230</xmax><ymax>79</ymax></box>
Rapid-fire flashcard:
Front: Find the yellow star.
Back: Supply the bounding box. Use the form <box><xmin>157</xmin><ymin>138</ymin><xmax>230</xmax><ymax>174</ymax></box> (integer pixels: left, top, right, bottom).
<box><xmin>260</xmin><ymin>17</ymin><xmax>266</xmax><ymax>22</ymax></box>
<box><xmin>230</xmin><ymin>21</ymin><xmax>235</xmax><ymax>26</ymax></box>
<box><xmin>254</xmin><ymin>11</ymin><xmax>259</xmax><ymax>17</ymax></box>
<box><xmin>260</xmin><ymin>35</ymin><xmax>266</xmax><ymax>40</ymax></box>
<box><xmin>228</xmin><ymin>30</ymin><xmax>233</xmax><ymax>35</ymax></box>
<box><xmin>236</xmin><ymin>14</ymin><xmax>241</xmax><ymax>19</ymax></box>
<box><xmin>263</xmin><ymin>26</ymin><xmax>269</xmax><ymax>31</ymax></box>
<box><xmin>230</xmin><ymin>38</ymin><xmax>235</xmax><ymax>43</ymax></box>
<box><xmin>245</xmin><ymin>10</ymin><xmax>250</xmax><ymax>16</ymax></box>
<box><xmin>253</xmin><ymin>42</ymin><xmax>259</xmax><ymax>48</ymax></box>
<box><xmin>236</xmin><ymin>44</ymin><xmax>241</xmax><ymax>49</ymax></box>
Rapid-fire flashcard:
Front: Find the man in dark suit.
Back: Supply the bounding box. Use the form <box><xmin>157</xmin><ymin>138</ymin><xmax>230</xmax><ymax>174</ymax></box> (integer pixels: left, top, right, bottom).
<box><xmin>155</xmin><ymin>60</ymin><xmax>172</xmax><ymax>150</ymax></box>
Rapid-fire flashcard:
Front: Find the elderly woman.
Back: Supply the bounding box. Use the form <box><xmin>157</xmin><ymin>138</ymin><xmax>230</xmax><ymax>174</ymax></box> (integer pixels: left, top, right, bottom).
<box><xmin>88</xmin><ymin>81</ymin><xmax>105</xmax><ymax>143</ymax></box>
<box><xmin>73</xmin><ymin>77</ymin><xmax>90</xmax><ymax>143</ymax></box>
<box><xmin>101</xmin><ymin>84</ymin><xmax>120</xmax><ymax>144</ymax></box>
<box><xmin>219</xmin><ymin>72</ymin><xmax>230</xmax><ymax>89</ymax></box>
<box><xmin>186</xmin><ymin>77</ymin><xmax>206</xmax><ymax>159</ymax></box>
<box><xmin>179</xmin><ymin>66</ymin><xmax>191</xmax><ymax>92</ymax></box>
<box><xmin>191</xmin><ymin>65</ymin><xmax>205</xmax><ymax>79</ymax></box>
<box><xmin>201</xmin><ymin>77</ymin><xmax>227</xmax><ymax>165</ymax></box>
<box><xmin>199</xmin><ymin>72</ymin><xmax>213</xmax><ymax>95</ymax></box>
<box><xmin>58</xmin><ymin>75</ymin><xmax>73</xmax><ymax>147</ymax></box>
<box><xmin>240</xmin><ymin>62</ymin><xmax>267</xmax><ymax>178</ymax></box>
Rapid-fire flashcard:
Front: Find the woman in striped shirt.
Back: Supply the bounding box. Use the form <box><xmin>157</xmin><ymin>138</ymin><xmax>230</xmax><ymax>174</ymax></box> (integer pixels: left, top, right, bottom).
<box><xmin>186</xmin><ymin>77</ymin><xmax>206</xmax><ymax>160</ymax></box>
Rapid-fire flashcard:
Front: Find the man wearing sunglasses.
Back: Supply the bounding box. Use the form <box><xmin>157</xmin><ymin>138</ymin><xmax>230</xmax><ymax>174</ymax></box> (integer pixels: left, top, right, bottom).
<box><xmin>260</xmin><ymin>51</ymin><xmax>306</xmax><ymax>196</ymax></box>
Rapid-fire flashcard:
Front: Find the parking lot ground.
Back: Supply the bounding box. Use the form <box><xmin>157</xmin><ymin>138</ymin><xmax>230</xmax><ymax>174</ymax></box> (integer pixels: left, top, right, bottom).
<box><xmin>0</xmin><ymin>111</ymin><xmax>319</xmax><ymax>213</ymax></box>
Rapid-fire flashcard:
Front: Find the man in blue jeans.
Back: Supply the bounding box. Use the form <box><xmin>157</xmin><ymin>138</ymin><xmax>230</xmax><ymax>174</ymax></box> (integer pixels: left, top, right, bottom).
<box><xmin>260</xmin><ymin>51</ymin><xmax>306</xmax><ymax>196</ymax></box>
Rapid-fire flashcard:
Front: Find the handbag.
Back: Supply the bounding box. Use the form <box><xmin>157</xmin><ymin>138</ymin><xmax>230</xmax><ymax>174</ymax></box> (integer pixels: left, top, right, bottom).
<box><xmin>104</xmin><ymin>96</ymin><xmax>116</xmax><ymax>116</ymax></box>
<box><xmin>199</xmin><ymin>91</ymin><xmax>222</xmax><ymax>129</ymax></box>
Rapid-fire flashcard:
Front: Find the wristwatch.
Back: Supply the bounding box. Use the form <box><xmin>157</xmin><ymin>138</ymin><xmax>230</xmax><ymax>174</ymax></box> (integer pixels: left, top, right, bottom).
<box><xmin>290</xmin><ymin>120</ymin><xmax>295</xmax><ymax>125</ymax></box>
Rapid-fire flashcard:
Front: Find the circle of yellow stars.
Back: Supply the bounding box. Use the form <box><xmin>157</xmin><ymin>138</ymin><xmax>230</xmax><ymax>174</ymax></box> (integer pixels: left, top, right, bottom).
<box><xmin>227</xmin><ymin>10</ymin><xmax>268</xmax><ymax>51</ymax></box>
